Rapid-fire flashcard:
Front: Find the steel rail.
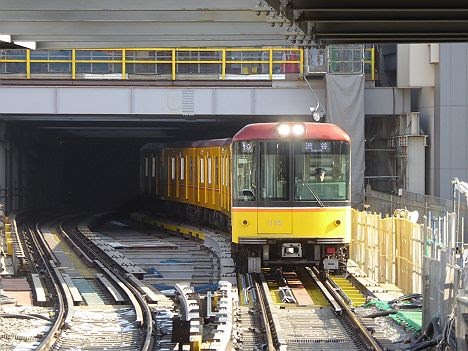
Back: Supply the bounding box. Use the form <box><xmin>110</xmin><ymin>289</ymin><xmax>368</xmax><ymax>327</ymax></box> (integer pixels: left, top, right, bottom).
<box><xmin>25</xmin><ymin>222</ymin><xmax>67</xmax><ymax>351</ymax></box>
<box><xmin>59</xmin><ymin>219</ymin><xmax>154</xmax><ymax>351</ymax></box>
<box><xmin>253</xmin><ymin>275</ymin><xmax>276</xmax><ymax>351</ymax></box>
<box><xmin>308</xmin><ymin>266</ymin><xmax>383</xmax><ymax>351</ymax></box>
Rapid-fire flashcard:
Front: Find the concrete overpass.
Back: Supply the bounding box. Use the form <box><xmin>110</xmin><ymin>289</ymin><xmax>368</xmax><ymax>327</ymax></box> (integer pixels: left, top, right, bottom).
<box><xmin>1</xmin><ymin>0</ymin><xmax>468</xmax><ymax>49</ymax></box>
<box><xmin>0</xmin><ymin>82</ymin><xmax>410</xmax><ymax>138</ymax></box>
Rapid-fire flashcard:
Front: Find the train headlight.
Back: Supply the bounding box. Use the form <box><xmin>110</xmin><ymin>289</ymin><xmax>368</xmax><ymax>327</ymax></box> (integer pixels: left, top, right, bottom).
<box><xmin>292</xmin><ymin>124</ymin><xmax>305</xmax><ymax>136</ymax></box>
<box><xmin>277</xmin><ymin>123</ymin><xmax>290</xmax><ymax>137</ymax></box>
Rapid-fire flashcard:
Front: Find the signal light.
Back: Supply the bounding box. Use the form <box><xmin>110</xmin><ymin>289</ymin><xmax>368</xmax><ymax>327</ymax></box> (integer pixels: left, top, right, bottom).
<box><xmin>326</xmin><ymin>247</ymin><xmax>336</xmax><ymax>254</ymax></box>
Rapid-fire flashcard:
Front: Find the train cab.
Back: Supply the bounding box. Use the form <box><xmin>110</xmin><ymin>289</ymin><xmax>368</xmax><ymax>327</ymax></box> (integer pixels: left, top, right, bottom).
<box><xmin>231</xmin><ymin>122</ymin><xmax>351</xmax><ymax>272</ymax></box>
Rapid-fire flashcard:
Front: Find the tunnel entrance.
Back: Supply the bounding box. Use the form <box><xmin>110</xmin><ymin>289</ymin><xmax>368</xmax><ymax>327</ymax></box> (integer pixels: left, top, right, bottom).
<box><xmin>0</xmin><ymin>117</ymin><xmax>293</xmax><ymax>213</ymax></box>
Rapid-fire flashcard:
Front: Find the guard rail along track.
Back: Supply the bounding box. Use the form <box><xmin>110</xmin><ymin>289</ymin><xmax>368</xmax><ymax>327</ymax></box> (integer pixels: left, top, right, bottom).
<box><xmin>18</xmin><ymin>212</ymin><xmax>154</xmax><ymax>351</ymax></box>
<box><xmin>253</xmin><ymin>274</ymin><xmax>285</xmax><ymax>351</ymax></box>
<box><xmin>70</xmin><ymin>214</ymin><xmax>154</xmax><ymax>350</ymax></box>
<box><xmin>20</xmin><ymin>219</ymin><xmax>67</xmax><ymax>351</ymax></box>
<box><xmin>306</xmin><ymin>266</ymin><xmax>383</xmax><ymax>351</ymax></box>
<box><xmin>254</xmin><ymin>266</ymin><xmax>384</xmax><ymax>351</ymax></box>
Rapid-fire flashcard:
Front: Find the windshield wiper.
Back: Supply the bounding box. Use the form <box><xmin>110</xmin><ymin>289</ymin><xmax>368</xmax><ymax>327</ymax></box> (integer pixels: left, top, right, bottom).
<box><xmin>301</xmin><ymin>180</ymin><xmax>324</xmax><ymax>207</ymax></box>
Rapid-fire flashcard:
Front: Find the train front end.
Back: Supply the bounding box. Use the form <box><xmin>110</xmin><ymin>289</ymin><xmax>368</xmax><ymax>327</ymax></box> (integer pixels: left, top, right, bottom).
<box><xmin>231</xmin><ymin>122</ymin><xmax>351</xmax><ymax>273</ymax></box>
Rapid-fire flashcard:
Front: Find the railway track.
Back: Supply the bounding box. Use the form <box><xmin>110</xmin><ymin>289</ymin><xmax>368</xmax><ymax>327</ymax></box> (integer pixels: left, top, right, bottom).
<box><xmin>254</xmin><ymin>266</ymin><xmax>384</xmax><ymax>351</ymax></box>
<box><xmin>16</xmin><ymin>210</ymin><xmax>401</xmax><ymax>351</ymax></box>
<box><xmin>17</xmin><ymin>213</ymin><xmax>155</xmax><ymax>351</ymax></box>
<box><xmin>129</xmin><ymin>213</ymin><xmax>237</xmax><ymax>350</ymax></box>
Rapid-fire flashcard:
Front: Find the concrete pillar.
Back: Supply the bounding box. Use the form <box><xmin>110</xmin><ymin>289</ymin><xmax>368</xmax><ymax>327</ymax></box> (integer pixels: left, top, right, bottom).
<box><xmin>415</xmin><ymin>87</ymin><xmax>435</xmax><ymax>196</ymax></box>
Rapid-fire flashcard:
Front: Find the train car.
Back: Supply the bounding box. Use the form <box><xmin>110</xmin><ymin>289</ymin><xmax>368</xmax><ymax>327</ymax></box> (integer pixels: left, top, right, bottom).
<box><xmin>140</xmin><ymin>122</ymin><xmax>351</xmax><ymax>273</ymax></box>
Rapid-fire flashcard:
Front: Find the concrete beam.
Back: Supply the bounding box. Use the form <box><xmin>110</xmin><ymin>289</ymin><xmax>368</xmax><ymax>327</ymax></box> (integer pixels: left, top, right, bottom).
<box><xmin>364</xmin><ymin>87</ymin><xmax>411</xmax><ymax>116</ymax></box>
<box><xmin>0</xmin><ymin>0</ymin><xmax>260</xmax><ymax>11</ymax></box>
<box><xmin>34</xmin><ymin>39</ymin><xmax>292</xmax><ymax>49</ymax></box>
<box><xmin>0</xmin><ymin>22</ymin><xmax>290</xmax><ymax>36</ymax></box>
<box><xmin>0</xmin><ymin>85</ymin><xmax>409</xmax><ymax>119</ymax></box>
<box><xmin>0</xmin><ymin>11</ymin><xmax>267</xmax><ymax>22</ymax></box>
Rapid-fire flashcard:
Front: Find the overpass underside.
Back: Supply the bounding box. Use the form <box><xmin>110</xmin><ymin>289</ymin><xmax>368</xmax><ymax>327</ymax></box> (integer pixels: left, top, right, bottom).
<box><xmin>2</xmin><ymin>0</ymin><xmax>468</xmax><ymax>49</ymax></box>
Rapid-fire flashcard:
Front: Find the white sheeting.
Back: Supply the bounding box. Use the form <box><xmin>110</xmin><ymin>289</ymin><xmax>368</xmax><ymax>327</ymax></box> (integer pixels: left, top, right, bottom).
<box><xmin>325</xmin><ymin>74</ymin><xmax>365</xmax><ymax>202</ymax></box>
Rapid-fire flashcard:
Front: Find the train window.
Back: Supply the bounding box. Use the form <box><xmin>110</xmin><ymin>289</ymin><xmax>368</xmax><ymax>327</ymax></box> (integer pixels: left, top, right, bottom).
<box><xmin>151</xmin><ymin>157</ymin><xmax>155</xmax><ymax>177</ymax></box>
<box><xmin>180</xmin><ymin>157</ymin><xmax>185</xmax><ymax>180</ymax></box>
<box><xmin>171</xmin><ymin>157</ymin><xmax>176</xmax><ymax>180</ymax></box>
<box><xmin>294</xmin><ymin>140</ymin><xmax>350</xmax><ymax>201</ymax></box>
<box><xmin>189</xmin><ymin>157</ymin><xmax>193</xmax><ymax>183</ymax></box>
<box><xmin>208</xmin><ymin>158</ymin><xmax>212</xmax><ymax>184</ymax></box>
<box><xmin>200</xmin><ymin>158</ymin><xmax>205</xmax><ymax>183</ymax></box>
<box><xmin>221</xmin><ymin>156</ymin><xmax>225</xmax><ymax>186</ymax></box>
<box><xmin>144</xmin><ymin>157</ymin><xmax>149</xmax><ymax>177</ymax></box>
<box><xmin>233</xmin><ymin>141</ymin><xmax>256</xmax><ymax>201</ymax></box>
<box><xmin>259</xmin><ymin>141</ymin><xmax>289</xmax><ymax>201</ymax></box>
<box><xmin>215</xmin><ymin>157</ymin><xmax>219</xmax><ymax>185</ymax></box>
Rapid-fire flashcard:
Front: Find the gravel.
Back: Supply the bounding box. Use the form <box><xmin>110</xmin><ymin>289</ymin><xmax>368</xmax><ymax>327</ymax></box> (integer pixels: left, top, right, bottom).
<box><xmin>0</xmin><ymin>305</ymin><xmax>53</xmax><ymax>350</ymax></box>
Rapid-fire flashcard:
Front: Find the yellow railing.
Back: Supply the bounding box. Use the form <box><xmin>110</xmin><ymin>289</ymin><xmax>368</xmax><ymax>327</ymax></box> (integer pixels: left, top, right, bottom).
<box><xmin>0</xmin><ymin>47</ymin><xmax>303</xmax><ymax>81</ymax></box>
<box><xmin>364</xmin><ymin>47</ymin><xmax>375</xmax><ymax>81</ymax></box>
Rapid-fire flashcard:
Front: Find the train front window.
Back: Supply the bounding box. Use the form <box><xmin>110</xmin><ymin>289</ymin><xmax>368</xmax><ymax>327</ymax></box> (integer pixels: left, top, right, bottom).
<box><xmin>259</xmin><ymin>141</ymin><xmax>289</xmax><ymax>201</ymax></box>
<box><xmin>233</xmin><ymin>141</ymin><xmax>256</xmax><ymax>201</ymax></box>
<box><xmin>294</xmin><ymin>140</ymin><xmax>350</xmax><ymax>201</ymax></box>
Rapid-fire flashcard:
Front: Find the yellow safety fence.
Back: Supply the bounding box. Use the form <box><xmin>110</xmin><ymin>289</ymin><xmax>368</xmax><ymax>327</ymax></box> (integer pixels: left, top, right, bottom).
<box><xmin>0</xmin><ymin>47</ymin><xmax>376</xmax><ymax>81</ymax></box>
<box><xmin>350</xmin><ymin>209</ymin><xmax>424</xmax><ymax>294</ymax></box>
<box><xmin>0</xmin><ymin>47</ymin><xmax>303</xmax><ymax>80</ymax></box>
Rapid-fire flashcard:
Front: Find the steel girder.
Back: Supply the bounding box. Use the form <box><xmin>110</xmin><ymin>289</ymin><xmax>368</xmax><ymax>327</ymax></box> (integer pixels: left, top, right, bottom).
<box><xmin>263</xmin><ymin>0</ymin><xmax>468</xmax><ymax>44</ymax></box>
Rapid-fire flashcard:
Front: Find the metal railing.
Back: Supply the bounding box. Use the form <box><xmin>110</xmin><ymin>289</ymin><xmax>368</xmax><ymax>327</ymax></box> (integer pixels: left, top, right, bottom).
<box><xmin>0</xmin><ymin>47</ymin><xmax>303</xmax><ymax>81</ymax></box>
<box><xmin>304</xmin><ymin>45</ymin><xmax>375</xmax><ymax>80</ymax></box>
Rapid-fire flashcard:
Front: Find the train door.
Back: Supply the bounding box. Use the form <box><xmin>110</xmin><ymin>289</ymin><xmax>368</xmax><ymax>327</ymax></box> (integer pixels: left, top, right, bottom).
<box><xmin>232</xmin><ymin>141</ymin><xmax>257</xmax><ymax>243</ymax></box>
<box><xmin>257</xmin><ymin>140</ymin><xmax>292</xmax><ymax>235</ymax></box>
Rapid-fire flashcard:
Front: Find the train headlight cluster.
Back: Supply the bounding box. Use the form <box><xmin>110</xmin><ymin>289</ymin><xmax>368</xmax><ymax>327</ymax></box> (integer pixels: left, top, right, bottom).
<box><xmin>277</xmin><ymin>123</ymin><xmax>305</xmax><ymax>137</ymax></box>
<box><xmin>292</xmin><ymin>124</ymin><xmax>305</xmax><ymax>136</ymax></box>
<box><xmin>277</xmin><ymin>123</ymin><xmax>291</xmax><ymax>136</ymax></box>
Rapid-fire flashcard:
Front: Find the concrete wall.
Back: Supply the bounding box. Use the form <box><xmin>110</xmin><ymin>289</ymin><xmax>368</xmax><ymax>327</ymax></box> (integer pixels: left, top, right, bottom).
<box><xmin>433</xmin><ymin>43</ymin><xmax>468</xmax><ymax>199</ymax></box>
<box><xmin>397</xmin><ymin>44</ymin><xmax>437</xmax><ymax>88</ymax></box>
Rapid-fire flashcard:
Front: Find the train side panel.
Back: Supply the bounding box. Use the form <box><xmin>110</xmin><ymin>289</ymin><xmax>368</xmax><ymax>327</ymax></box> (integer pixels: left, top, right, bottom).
<box><xmin>149</xmin><ymin>144</ymin><xmax>230</xmax><ymax>218</ymax></box>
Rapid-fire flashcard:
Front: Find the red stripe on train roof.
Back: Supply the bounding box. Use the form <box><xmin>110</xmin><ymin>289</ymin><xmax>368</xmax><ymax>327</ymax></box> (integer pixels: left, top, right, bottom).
<box><xmin>232</xmin><ymin>122</ymin><xmax>350</xmax><ymax>142</ymax></box>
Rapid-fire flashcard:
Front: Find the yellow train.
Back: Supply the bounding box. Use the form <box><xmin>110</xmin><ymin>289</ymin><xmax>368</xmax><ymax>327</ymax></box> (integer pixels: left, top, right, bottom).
<box><xmin>140</xmin><ymin>122</ymin><xmax>351</xmax><ymax>272</ymax></box>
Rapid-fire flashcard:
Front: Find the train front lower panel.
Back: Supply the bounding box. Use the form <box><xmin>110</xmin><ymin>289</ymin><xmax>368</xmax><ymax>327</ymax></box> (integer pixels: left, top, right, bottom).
<box><xmin>232</xmin><ymin>206</ymin><xmax>351</xmax><ymax>243</ymax></box>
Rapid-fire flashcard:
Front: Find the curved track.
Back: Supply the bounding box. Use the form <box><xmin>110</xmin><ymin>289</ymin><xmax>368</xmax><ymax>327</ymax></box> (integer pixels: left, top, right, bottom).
<box><xmin>17</xmin><ymin>212</ymin><xmax>154</xmax><ymax>351</ymax></box>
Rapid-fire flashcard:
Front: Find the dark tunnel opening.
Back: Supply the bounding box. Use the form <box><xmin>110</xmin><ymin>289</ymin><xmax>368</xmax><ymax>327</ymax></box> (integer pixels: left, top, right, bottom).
<box><xmin>4</xmin><ymin>119</ymin><xmax>270</xmax><ymax>213</ymax></box>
